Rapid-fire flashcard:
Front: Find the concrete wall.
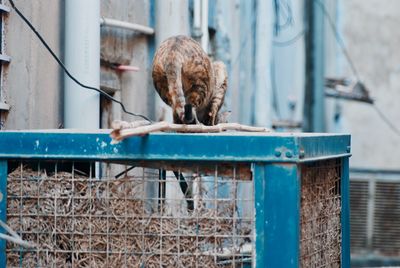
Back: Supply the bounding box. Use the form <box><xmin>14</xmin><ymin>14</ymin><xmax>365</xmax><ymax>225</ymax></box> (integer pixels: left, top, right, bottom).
<box><xmin>337</xmin><ymin>0</ymin><xmax>400</xmax><ymax>169</ymax></box>
<box><xmin>3</xmin><ymin>0</ymin><xmax>63</xmax><ymax>129</ymax></box>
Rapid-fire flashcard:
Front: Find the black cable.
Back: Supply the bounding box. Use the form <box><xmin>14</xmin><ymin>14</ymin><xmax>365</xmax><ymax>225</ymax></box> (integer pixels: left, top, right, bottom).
<box><xmin>273</xmin><ymin>30</ymin><xmax>305</xmax><ymax>47</ymax></box>
<box><xmin>373</xmin><ymin>105</ymin><xmax>400</xmax><ymax>137</ymax></box>
<box><xmin>114</xmin><ymin>166</ymin><xmax>135</xmax><ymax>179</ymax></box>
<box><xmin>8</xmin><ymin>0</ymin><xmax>152</xmax><ymax>123</ymax></box>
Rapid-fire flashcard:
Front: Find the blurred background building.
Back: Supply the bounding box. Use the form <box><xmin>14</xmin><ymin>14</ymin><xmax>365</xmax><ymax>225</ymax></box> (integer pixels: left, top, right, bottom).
<box><xmin>0</xmin><ymin>0</ymin><xmax>399</xmax><ymax>266</ymax></box>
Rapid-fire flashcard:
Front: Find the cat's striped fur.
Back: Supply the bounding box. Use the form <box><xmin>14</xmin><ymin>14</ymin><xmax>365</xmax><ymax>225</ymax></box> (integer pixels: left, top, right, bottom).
<box><xmin>152</xmin><ymin>35</ymin><xmax>228</xmax><ymax>125</ymax></box>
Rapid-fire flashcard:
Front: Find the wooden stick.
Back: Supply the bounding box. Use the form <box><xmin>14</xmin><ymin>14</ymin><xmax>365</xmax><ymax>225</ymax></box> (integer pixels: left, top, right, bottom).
<box><xmin>111</xmin><ymin>120</ymin><xmax>151</xmax><ymax>130</ymax></box>
<box><xmin>110</xmin><ymin>120</ymin><xmax>271</xmax><ymax>142</ymax></box>
<box><xmin>0</xmin><ymin>220</ymin><xmax>36</xmax><ymax>248</ymax></box>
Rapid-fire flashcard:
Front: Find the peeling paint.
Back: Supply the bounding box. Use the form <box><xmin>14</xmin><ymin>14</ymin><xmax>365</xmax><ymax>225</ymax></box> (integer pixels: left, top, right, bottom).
<box><xmin>100</xmin><ymin>141</ymin><xmax>107</xmax><ymax>148</ymax></box>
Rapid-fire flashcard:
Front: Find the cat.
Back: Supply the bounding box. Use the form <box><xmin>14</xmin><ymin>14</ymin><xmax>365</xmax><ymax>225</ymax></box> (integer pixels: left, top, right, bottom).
<box><xmin>152</xmin><ymin>35</ymin><xmax>228</xmax><ymax>125</ymax></box>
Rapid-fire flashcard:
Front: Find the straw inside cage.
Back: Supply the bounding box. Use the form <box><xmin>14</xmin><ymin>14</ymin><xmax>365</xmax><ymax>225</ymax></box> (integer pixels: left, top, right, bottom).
<box><xmin>300</xmin><ymin>158</ymin><xmax>342</xmax><ymax>267</ymax></box>
<box><xmin>6</xmin><ymin>161</ymin><xmax>253</xmax><ymax>268</ymax></box>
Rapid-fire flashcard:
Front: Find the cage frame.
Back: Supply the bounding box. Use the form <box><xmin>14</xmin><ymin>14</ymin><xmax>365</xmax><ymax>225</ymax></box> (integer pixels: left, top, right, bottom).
<box><xmin>0</xmin><ymin>130</ymin><xmax>351</xmax><ymax>267</ymax></box>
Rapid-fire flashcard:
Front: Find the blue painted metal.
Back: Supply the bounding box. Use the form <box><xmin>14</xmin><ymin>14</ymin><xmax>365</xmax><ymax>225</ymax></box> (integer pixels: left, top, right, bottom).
<box><xmin>311</xmin><ymin>0</ymin><xmax>326</xmax><ymax>133</ymax></box>
<box><xmin>304</xmin><ymin>0</ymin><xmax>326</xmax><ymax>132</ymax></box>
<box><xmin>341</xmin><ymin>157</ymin><xmax>351</xmax><ymax>268</ymax></box>
<box><xmin>253</xmin><ymin>164</ymin><xmax>266</xmax><ymax>267</ymax></box>
<box><xmin>0</xmin><ymin>161</ymin><xmax>6</xmax><ymax>268</ymax></box>
<box><xmin>0</xmin><ymin>131</ymin><xmax>350</xmax><ymax>163</ymax></box>
<box><xmin>254</xmin><ymin>163</ymin><xmax>300</xmax><ymax>267</ymax></box>
<box><xmin>0</xmin><ymin>131</ymin><xmax>351</xmax><ymax>267</ymax></box>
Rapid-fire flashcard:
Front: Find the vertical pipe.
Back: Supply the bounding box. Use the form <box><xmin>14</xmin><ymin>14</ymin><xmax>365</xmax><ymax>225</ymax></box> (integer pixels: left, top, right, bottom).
<box><xmin>304</xmin><ymin>0</ymin><xmax>325</xmax><ymax>132</ymax></box>
<box><xmin>253</xmin><ymin>0</ymin><xmax>273</xmax><ymax>127</ymax></box>
<box><xmin>64</xmin><ymin>0</ymin><xmax>100</xmax><ymax>129</ymax></box>
<box><xmin>201</xmin><ymin>0</ymin><xmax>209</xmax><ymax>53</ymax></box>
<box><xmin>193</xmin><ymin>0</ymin><xmax>202</xmax><ymax>40</ymax></box>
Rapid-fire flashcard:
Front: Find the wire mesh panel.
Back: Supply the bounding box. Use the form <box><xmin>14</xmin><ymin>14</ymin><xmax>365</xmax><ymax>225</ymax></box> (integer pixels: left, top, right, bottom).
<box><xmin>6</xmin><ymin>161</ymin><xmax>253</xmax><ymax>268</ymax></box>
<box><xmin>300</xmin><ymin>159</ymin><xmax>342</xmax><ymax>267</ymax></box>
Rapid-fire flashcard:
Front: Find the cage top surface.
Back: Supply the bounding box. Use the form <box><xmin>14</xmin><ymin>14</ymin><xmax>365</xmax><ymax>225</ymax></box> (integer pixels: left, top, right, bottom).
<box><xmin>0</xmin><ymin>130</ymin><xmax>350</xmax><ymax>163</ymax></box>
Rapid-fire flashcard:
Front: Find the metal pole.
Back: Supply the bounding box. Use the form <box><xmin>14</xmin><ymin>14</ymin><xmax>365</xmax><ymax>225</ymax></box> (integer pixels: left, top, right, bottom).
<box><xmin>304</xmin><ymin>0</ymin><xmax>325</xmax><ymax>132</ymax></box>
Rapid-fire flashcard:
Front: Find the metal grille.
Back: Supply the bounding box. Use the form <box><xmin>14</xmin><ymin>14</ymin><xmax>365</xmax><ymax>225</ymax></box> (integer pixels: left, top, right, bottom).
<box><xmin>349</xmin><ymin>173</ymin><xmax>400</xmax><ymax>258</ymax></box>
<box><xmin>372</xmin><ymin>181</ymin><xmax>400</xmax><ymax>255</ymax></box>
<box><xmin>6</xmin><ymin>161</ymin><xmax>253</xmax><ymax>267</ymax></box>
<box><xmin>300</xmin><ymin>159</ymin><xmax>342</xmax><ymax>267</ymax></box>
<box><xmin>349</xmin><ymin>181</ymin><xmax>368</xmax><ymax>252</ymax></box>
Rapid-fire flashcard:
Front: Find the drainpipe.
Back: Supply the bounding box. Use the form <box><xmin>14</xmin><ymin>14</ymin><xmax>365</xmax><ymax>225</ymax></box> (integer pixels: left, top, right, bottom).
<box><xmin>64</xmin><ymin>0</ymin><xmax>100</xmax><ymax>129</ymax></box>
<box><xmin>193</xmin><ymin>0</ymin><xmax>202</xmax><ymax>41</ymax></box>
<box><xmin>200</xmin><ymin>0</ymin><xmax>209</xmax><ymax>53</ymax></box>
<box><xmin>304</xmin><ymin>0</ymin><xmax>325</xmax><ymax>132</ymax></box>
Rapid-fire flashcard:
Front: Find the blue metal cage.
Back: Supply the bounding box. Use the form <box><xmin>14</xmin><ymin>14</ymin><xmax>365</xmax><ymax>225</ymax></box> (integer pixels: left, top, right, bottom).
<box><xmin>0</xmin><ymin>131</ymin><xmax>350</xmax><ymax>267</ymax></box>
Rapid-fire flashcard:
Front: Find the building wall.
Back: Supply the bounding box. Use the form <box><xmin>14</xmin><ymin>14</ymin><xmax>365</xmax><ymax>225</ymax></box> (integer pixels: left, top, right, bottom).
<box><xmin>338</xmin><ymin>0</ymin><xmax>400</xmax><ymax>169</ymax></box>
<box><xmin>1</xmin><ymin>1</ymin><xmax>276</xmax><ymax>130</ymax></box>
<box><xmin>3</xmin><ymin>0</ymin><xmax>63</xmax><ymax>129</ymax></box>
<box><xmin>100</xmin><ymin>0</ymin><xmax>153</xmax><ymax>127</ymax></box>
<box><xmin>1</xmin><ymin>1</ymin><xmax>153</xmax><ymax>130</ymax></box>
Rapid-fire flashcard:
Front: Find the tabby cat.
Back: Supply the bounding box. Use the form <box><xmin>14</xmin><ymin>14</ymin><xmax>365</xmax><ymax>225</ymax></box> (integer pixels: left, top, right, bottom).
<box><xmin>152</xmin><ymin>35</ymin><xmax>228</xmax><ymax>125</ymax></box>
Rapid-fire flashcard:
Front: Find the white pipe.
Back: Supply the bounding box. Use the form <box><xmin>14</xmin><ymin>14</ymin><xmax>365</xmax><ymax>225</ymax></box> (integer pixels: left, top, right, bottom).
<box><xmin>200</xmin><ymin>0</ymin><xmax>209</xmax><ymax>53</ymax></box>
<box><xmin>193</xmin><ymin>0</ymin><xmax>202</xmax><ymax>37</ymax></box>
<box><xmin>64</xmin><ymin>0</ymin><xmax>100</xmax><ymax>129</ymax></box>
<box><xmin>100</xmin><ymin>17</ymin><xmax>154</xmax><ymax>35</ymax></box>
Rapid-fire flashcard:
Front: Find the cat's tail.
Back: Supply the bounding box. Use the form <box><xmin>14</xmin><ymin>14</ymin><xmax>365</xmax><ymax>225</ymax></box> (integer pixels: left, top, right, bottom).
<box><xmin>166</xmin><ymin>63</ymin><xmax>187</xmax><ymax>123</ymax></box>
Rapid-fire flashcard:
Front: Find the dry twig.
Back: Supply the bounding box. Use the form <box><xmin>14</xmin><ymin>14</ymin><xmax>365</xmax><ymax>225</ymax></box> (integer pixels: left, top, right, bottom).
<box><xmin>110</xmin><ymin>120</ymin><xmax>271</xmax><ymax>142</ymax></box>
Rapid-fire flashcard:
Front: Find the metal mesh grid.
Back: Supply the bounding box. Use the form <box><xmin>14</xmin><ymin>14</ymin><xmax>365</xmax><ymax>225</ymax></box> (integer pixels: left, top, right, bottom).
<box><xmin>300</xmin><ymin>159</ymin><xmax>342</xmax><ymax>268</ymax></box>
<box><xmin>349</xmin><ymin>180</ymin><xmax>368</xmax><ymax>253</ymax></box>
<box><xmin>6</xmin><ymin>161</ymin><xmax>253</xmax><ymax>267</ymax></box>
<box><xmin>373</xmin><ymin>181</ymin><xmax>400</xmax><ymax>255</ymax></box>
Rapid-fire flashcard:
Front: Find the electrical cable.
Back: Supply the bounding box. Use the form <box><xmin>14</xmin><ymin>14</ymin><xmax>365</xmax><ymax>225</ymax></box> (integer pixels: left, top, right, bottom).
<box><xmin>273</xmin><ymin>30</ymin><xmax>305</xmax><ymax>47</ymax></box>
<box><xmin>316</xmin><ymin>0</ymin><xmax>400</xmax><ymax>137</ymax></box>
<box><xmin>373</xmin><ymin>105</ymin><xmax>400</xmax><ymax>137</ymax></box>
<box><xmin>7</xmin><ymin>0</ymin><xmax>152</xmax><ymax>123</ymax></box>
<box><xmin>315</xmin><ymin>0</ymin><xmax>360</xmax><ymax>81</ymax></box>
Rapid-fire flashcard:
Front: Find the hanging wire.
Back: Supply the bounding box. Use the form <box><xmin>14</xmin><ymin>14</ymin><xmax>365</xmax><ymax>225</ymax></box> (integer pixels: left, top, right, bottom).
<box><xmin>373</xmin><ymin>105</ymin><xmax>400</xmax><ymax>136</ymax></box>
<box><xmin>7</xmin><ymin>0</ymin><xmax>152</xmax><ymax>123</ymax></box>
<box><xmin>316</xmin><ymin>0</ymin><xmax>400</xmax><ymax>137</ymax></box>
<box><xmin>315</xmin><ymin>0</ymin><xmax>360</xmax><ymax>80</ymax></box>
<box><xmin>273</xmin><ymin>30</ymin><xmax>305</xmax><ymax>47</ymax></box>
